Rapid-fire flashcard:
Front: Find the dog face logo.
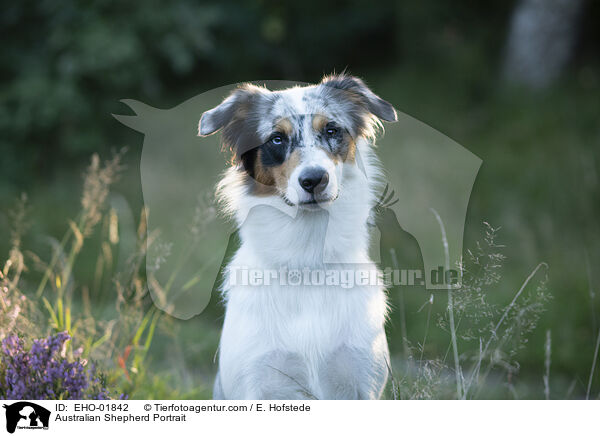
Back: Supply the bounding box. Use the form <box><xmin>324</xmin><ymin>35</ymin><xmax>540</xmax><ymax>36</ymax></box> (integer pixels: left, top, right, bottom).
<box><xmin>2</xmin><ymin>402</ymin><xmax>50</xmax><ymax>433</ymax></box>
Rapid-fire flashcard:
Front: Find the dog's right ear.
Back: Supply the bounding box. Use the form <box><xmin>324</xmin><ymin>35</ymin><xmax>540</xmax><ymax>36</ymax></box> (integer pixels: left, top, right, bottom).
<box><xmin>198</xmin><ymin>84</ymin><xmax>262</xmax><ymax>137</ymax></box>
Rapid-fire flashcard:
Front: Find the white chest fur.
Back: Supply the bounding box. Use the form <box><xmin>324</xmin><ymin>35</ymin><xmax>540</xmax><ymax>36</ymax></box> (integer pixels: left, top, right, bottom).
<box><xmin>215</xmin><ymin>156</ymin><xmax>389</xmax><ymax>399</ymax></box>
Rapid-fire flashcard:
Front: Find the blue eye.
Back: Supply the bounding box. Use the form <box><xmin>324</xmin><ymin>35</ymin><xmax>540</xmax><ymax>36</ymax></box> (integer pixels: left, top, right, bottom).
<box><xmin>271</xmin><ymin>135</ymin><xmax>283</xmax><ymax>145</ymax></box>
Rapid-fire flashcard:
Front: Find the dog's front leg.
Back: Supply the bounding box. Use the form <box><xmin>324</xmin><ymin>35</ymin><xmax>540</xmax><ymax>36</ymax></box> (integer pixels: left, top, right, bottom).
<box><xmin>218</xmin><ymin>350</ymin><xmax>314</xmax><ymax>400</ymax></box>
<box><xmin>318</xmin><ymin>345</ymin><xmax>389</xmax><ymax>400</ymax></box>
<box><xmin>247</xmin><ymin>351</ymin><xmax>315</xmax><ymax>400</ymax></box>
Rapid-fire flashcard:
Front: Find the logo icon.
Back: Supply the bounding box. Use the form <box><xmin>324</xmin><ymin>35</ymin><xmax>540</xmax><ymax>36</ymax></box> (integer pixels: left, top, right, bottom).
<box><xmin>2</xmin><ymin>402</ymin><xmax>50</xmax><ymax>434</ymax></box>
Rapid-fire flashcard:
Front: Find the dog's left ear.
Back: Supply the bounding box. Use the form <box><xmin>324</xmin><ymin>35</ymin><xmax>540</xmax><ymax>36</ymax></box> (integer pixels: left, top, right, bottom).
<box><xmin>321</xmin><ymin>74</ymin><xmax>397</xmax><ymax>122</ymax></box>
<box><xmin>198</xmin><ymin>84</ymin><xmax>261</xmax><ymax>137</ymax></box>
<box><xmin>198</xmin><ymin>97</ymin><xmax>234</xmax><ymax>137</ymax></box>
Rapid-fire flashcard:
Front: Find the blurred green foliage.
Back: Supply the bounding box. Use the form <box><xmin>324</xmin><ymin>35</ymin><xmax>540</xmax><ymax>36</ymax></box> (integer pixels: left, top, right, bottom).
<box><xmin>6</xmin><ymin>0</ymin><xmax>563</xmax><ymax>187</ymax></box>
<box><xmin>1</xmin><ymin>0</ymin><xmax>401</xmax><ymax>184</ymax></box>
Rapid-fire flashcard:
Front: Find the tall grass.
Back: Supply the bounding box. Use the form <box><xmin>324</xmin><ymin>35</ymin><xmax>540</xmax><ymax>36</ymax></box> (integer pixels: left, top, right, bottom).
<box><xmin>387</xmin><ymin>223</ymin><xmax>553</xmax><ymax>399</ymax></box>
<box><xmin>0</xmin><ymin>151</ymin><xmax>215</xmax><ymax>399</ymax></box>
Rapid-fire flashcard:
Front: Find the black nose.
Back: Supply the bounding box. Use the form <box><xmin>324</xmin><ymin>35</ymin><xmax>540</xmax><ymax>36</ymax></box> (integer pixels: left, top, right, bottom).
<box><xmin>299</xmin><ymin>167</ymin><xmax>329</xmax><ymax>193</ymax></box>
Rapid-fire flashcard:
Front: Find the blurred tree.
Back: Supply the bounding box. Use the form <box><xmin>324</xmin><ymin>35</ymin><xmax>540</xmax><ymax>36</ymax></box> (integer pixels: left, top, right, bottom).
<box><xmin>503</xmin><ymin>0</ymin><xmax>584</xmax><ymax>88</ymax></box>
<box><xmin>1</xmin><ymin>0</ymin><xmax>222</xmax><ymax>184</ymax></box>
<box><xmin>0</xmin><ymin>0</ymin><xmax>396</xmax><ymax>188</ymax></box>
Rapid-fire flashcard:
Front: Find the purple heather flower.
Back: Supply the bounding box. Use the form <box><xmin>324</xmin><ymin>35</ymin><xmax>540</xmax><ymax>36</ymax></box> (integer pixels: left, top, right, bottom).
<box><xmin>0</xmin><ymin>332</ymin><xmax>116</xmax><ymax>400</ymax></box>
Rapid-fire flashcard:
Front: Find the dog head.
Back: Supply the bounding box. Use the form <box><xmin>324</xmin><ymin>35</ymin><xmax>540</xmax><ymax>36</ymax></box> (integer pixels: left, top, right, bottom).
<box><xmin>199</xmin><ymin>74</ymin><xmax>397</xmax><ymax>210</ymax></box>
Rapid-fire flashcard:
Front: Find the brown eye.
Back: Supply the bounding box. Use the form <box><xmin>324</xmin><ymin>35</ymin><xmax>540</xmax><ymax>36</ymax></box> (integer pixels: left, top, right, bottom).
<box><xmin>326</xmin><ymin>127</ymin><xmax>338</xmax><ymax>137</ymax></box>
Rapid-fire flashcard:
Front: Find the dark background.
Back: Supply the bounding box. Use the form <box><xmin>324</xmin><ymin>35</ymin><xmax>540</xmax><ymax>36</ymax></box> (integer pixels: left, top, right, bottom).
<box><xmin>1</xmin><ymin>0</ymin><xmax>599</xmax><ymax>398</ymax></box>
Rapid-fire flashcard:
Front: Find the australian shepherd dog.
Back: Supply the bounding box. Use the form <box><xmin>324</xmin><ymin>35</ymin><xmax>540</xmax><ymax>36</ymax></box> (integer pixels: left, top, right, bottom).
<box><xmin>199</xmin><ymin>74</ymin><xmax>398</xmax><ymax>399</ymax></box>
